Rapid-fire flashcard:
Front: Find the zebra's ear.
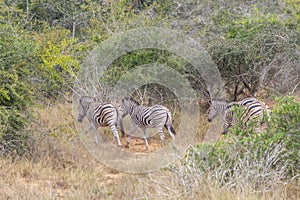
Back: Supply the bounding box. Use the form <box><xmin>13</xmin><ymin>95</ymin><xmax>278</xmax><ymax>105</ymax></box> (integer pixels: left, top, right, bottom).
<box><xmin>79</xmin><ymin>97</ymin><xmax>82</xmax><ymax>104</ymax></box>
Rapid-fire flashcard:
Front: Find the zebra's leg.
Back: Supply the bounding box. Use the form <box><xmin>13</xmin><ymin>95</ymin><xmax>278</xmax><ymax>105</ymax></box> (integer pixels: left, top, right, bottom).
<box><xmin>119</xmin><ymin>115</ymin><xmax>125</xmax><ymax>137</ymax></box>
<box><xmin>222</xmin><ymin>113</ymin><xmax>233</xmax><ymax>134</ymax></box>
<box><xmin>158</xmin><ymin>127</ymin><xmax>165</xmax><ymax>147</ymax></box>
<box><xmin>126</xmin><ymin>122</ymin><xmax>138</xmax><ymax>148</ymax></box>
<box><xmin>110</xmin><ymin>125</ymin><xmax>122</xmax><ymax>147</ymax></box>
<box><xmin>92</xmin><ymin>124</ymin><xmax>99</xmax><ymax>144</ymax></box>
<box><xmin>222</xmin><ymin>122</ymin><xmax>230</xmax><ymax>135</ymax></box>
<box><xmin>142</xmin><ymin>128</ymin><xmax>149</xmax><ymax>151</ymax></box>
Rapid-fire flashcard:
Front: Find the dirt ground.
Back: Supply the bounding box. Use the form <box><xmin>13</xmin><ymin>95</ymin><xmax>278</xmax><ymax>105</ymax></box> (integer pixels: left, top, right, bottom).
<box><xmin>120</xmin><ymin>136</ymin><xmax>164</xmax><ymax>153</ymax></box>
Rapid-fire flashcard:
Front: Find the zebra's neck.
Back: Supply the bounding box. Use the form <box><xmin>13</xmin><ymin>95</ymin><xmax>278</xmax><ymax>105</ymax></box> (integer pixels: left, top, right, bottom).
<box><xmin>129</xmin><ymin>103</ymin><xmax>138</xmax><ymax>115</ymax></box>
<box><xmin>217</xmin><ymin>101</ymin><xmax>229</xmax><ymax>117</ymax></box>
<box><xmin>220</xmin><ymin>106</ymin><xmax>228</xmax><ymax>117</ymax></box>
<box><xmin>84</xmin><ymin>102</ymin><xmax>92</xmax><ymax>113</ymax></box>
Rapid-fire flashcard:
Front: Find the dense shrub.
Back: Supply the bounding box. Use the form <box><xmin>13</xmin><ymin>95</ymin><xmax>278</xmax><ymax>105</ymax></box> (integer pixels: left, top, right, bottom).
<box><xmin>266</xmin><ymin>96</ymin><xmax>300</xmax><ymax>175</ymax></box>
<box><xmin>0</xmin><ymin>22</ymin><xmax>35</xmax><ymax>155</ymax></box>
<box><xmin>180</xmin><ymin>96</ymin><xmax>299</xmax><ymax>192</ymax></box>
<box><xmin>36</xmin><ymin>32</ymin><xmax>79</xmax><ymax>99</ymax></box>
<box><xmin>208</xmin><ymin>8</ymin><xmax>299</xmax><ymax>99</ymax></box>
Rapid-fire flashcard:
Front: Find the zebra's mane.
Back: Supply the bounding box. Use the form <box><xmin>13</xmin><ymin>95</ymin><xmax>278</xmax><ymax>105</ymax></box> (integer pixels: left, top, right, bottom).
<box><xmin>79</xmin><ymin>96</ymin><xmax>98</xmax><ymax>104</ymax></box>
<box><xmin>212</xmin><ymin>98</ymin><xmax>228</xmax><ymax>103</ymax></box>
<box><xmin>123</xmin><ymin>97</ymin><xmax>140</xmax><ymax>106</ymax></box>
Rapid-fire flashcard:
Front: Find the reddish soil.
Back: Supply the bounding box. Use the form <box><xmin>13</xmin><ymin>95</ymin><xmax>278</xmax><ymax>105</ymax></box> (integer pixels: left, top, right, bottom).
<box><xmin>119</xmin><ymin>136</ymin><xmax>173</xmax><ymax>153</ymax></box>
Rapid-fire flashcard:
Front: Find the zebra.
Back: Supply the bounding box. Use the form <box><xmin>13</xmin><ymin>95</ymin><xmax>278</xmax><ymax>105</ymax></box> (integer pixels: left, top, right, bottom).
<box><xmin>77</xmin><ymin>96</ymin><xmax>124</xmax><ymax>147</ymax></box>
<box><xmin>208</xmin><ymin>97</ymin><xmax>270</xmax><ymax>134</ymax></box>
<box><xmin>120</xmin><ymin>97</ymin><xmax>176</xmax><ymax>151</ymax></box>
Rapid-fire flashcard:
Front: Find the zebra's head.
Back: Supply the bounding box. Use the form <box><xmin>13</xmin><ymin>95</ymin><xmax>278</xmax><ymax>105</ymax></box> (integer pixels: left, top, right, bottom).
<box><xmin>77</xmin><ymin>96</ymin><xmax>97</xmax><ymax>122</ymax></box>
<box><xmin>121</xmin><ymin>97</ymin><xmax>139</xmax><ymax>116</ymax></box>
<box><xmin>208</xmin><ymin>99</ymin><xmax>228</xmax><ymax>122</ymax></box>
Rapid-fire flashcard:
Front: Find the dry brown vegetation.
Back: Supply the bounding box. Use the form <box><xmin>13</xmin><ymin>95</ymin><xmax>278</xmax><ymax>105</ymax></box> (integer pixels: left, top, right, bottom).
<box><xmin>0</xmin><ymin>102</ymin><xmax>299</xmax><ymax>200</ymax></box>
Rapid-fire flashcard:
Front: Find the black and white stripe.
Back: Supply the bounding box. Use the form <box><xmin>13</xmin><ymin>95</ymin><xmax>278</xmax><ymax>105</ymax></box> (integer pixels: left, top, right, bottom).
<box><xmin>121</xmin><ymin>97</ymin><xmax>176</xmax><ymax>151</ymax></box>
<box><xmin>77</xmin><ymin>96</ymin><xmax>123</xmax><ymax>146</ymax></box>
<box><xmin>208</xmin><ymin>97</ymin><xmax>270</xmax><ymax>134</ymax></box>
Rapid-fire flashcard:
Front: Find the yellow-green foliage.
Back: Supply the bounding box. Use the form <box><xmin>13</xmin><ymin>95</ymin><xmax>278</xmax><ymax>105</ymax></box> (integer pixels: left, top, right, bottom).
<box><xmin>285</xmin><ymin>0</ymin><xmax>300</xmax><ymax>15</ymax></box>
<box><xmin>284</xmin><ymin>0</ymin><xmax>300</xmax><ymax>30</ymax></box>
<box><xmin>226</xmin><ymin>10</ymin><xmax>283</xmax><ymax>40</ymax></box>
<box><xmin>34</xmin><ymin>29</ymin><xmax>80</xmax><ymax>98</ymax></box>
<box><xmin>40</xmin><ymin>38</ymin><xmax>79</xmax><ymax>78</ymax></box>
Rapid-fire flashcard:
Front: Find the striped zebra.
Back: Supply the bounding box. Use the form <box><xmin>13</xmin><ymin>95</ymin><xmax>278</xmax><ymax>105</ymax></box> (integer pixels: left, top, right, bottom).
<box><xmin>121</xmin><ymin>97</ymin><xmax>176</xmax><ymax>151</ymax></box>
<box><xmin>208</xmin><ymin>97</ymin><xmax>270</xmax><ymax>134</ymax></box>
<box><xmin>77</xmin><ymin>96</ymin><xmax>123</xmax><ymax>147</ymax></box>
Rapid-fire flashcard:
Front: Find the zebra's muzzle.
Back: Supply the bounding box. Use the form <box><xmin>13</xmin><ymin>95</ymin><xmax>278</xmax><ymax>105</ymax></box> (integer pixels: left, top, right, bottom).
<box><xmin>208</xmin><ymin>118</ymin><xmax>212</xmax><ymax>122</ymax></box>
<box><xmin>78</xmin><ymin>117</ymin><xmax>83</xmax><ymax>122</ymax></box>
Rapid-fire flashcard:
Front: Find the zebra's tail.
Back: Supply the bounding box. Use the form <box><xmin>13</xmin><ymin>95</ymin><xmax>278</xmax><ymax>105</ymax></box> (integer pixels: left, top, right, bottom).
<box><xmin>165</xmin><ymin>111</ymin><xmax>176</xmax><ymax>135</ymax></box>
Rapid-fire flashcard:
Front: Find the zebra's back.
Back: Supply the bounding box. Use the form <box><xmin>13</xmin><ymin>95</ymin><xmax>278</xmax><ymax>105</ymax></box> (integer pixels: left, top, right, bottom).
<box><xmin>208</xmin><ymin>97</ymin><xmax>270</xmax><ymax>134</ymax></box>
<box><xmin>77</xmin><ymin>96</ymin><xmax>123</xmax><ymax>146</ymax></box>
<box><xmin>131</xmin><ymin>105</ymin><xmax>169</xmax><ymax>128</ymax></box>
<box><xmin>225</xmin><ymin>98</ymin><xmax>269</xmax><ymax>130</ymax></box>
<box><xmin>87</xmin><ymin>102</ymin><xmax>119</xmax><ymax>127</ymax></box>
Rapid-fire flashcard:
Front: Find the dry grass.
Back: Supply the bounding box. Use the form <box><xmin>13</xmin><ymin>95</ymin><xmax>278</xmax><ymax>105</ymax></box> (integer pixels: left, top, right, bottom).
<box><xmin>0</xmin><ymin>102</ymin><xmax>299</xmax><ymax>199</ymax></box>
<box><xmin>1</xmin><ymin>154</ymin><xmax>298</xmax><ymax>200</ymax></box>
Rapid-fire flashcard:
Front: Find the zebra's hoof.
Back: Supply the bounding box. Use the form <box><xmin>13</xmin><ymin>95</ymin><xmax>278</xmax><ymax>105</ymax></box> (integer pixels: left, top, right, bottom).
<box><xmin>160</xmin><ymin>142</ymin><xmax>165</xmax><ymax>147</ymax></box>
<box><xmin>117</xmin><ymin>144</ymin><xmax>122</xmax><ymax>148</ymax></box>
<box><xmin>125</xmin><ymin>144</ymin><xmax>129</xmax><ymax>148</ymax></box>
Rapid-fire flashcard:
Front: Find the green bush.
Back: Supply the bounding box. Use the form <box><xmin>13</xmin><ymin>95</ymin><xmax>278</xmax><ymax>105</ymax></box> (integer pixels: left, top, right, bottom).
<box><xmin>0</xmin><ymin>22</ymin><xmax>35</xmax><ymax>156</ymax></box>
<box><xmin>267</xmin><ymin>96</ymin><xmax>300</xmax><ymax>175</ymax></box>
<box><xmin>183</xmin><ymin>96</ymin><xmax>299</xmax><ymax>191</ymax></box>
<box><xmin>100</xmin><ymin>49</ymin><xmax>186</xmax><ymax>84</ymax></box>
<box><xmin>0</xmin><ymin>106</ymin><xmax>31</xmax><ymax>156</ymax></box>
<box><xmin>37</xmin><ymin>34</ymin><xmax>79</xmax><ymax>99</ymax></box>
<box><xmin>208</xmin><ymin>4</ymin><xmax>299</xmax><ymax>98</ymax></box>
